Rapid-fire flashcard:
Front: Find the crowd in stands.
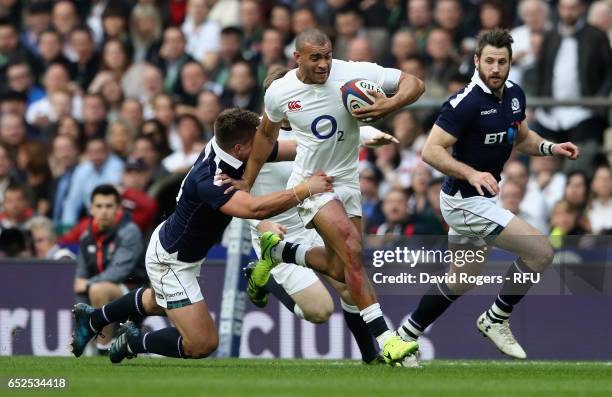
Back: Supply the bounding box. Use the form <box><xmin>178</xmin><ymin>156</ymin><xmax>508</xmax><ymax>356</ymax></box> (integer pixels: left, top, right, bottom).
<box><xmin>0</xmin><ymin>0</ymin><xmax>610</xmax><ymax>259</ymax></box>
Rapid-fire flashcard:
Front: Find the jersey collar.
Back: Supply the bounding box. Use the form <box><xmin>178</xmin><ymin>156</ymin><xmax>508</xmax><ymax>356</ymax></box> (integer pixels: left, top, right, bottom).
<box><xmin>211</xmin><ymin>137</ymin><xmax>243</xmax><ymax>169</ymax></box>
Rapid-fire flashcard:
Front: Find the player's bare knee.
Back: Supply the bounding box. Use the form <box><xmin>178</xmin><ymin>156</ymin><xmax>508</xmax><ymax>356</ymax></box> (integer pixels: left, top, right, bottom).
<box><xmin>88</xmin><ymin>283</ymin><xmax>111</xmax><ymax>305</ymax></box>
<box><xmin>522</xmin><ymin>244</ymin><xmax>554</xmax><ymax>272</ymax></box>
<box><xmin>182</xmin><ymin>336</ymin><xmax>218</xmax><ymax>359</ymax></box>
<box><xmin>303</xmin><ymin>301</ymin><xmax>334</xmax><ymax>324</ymax></box>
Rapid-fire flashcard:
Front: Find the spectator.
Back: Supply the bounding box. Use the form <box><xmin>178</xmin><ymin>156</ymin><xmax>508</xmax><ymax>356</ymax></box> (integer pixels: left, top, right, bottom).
<box><xmin>121</xmin><ymin>158</ymin><xmax>159</xmax><ymax>233</ymax></box>
<box><xmin>196</xmin><ymin>91</ymin><xmax>222</xmax><ymax>141</ymax></box>
<box><xmin>0</xmin><ymin>183</ymin><xmax>33</xmax><ymax>231</ymax></box>
<box><xmin>503</xmin><ymin>160</ymin><xmax>549</xmax><ymax>234</ymax></box>
<box><xmin>119</xmin><ymin>98</ymin><xmax>144</xmax><ymax>132</ymax></box>
<box><xmin>406</xmin><ymin>0</ymin><xmax>434</xmax><ymax>53</ymax></box>
<box><xmin>36</xmin><ymin>29</ymin><xmax>72</xmax><ymax>71</ymax></box>
<box><xmin>269</xmin><ymin>4</ymin><xmax>293</xmax><ymax>46</ymax></box>
<box><xmin>528</xmin><ymin>156</ymin><xmax>566</xmax><ymax>214</ymax></box>
<box><xmin>386</xmin><ymin>30</ymin><xmax>418</xmax><ymax>68</ymax></box>
<box><xmin>479</xmin><ymin>0</ymin><xmax>510</xmax><ymax>31</ymax></box>
<box><xmin>162</xmin><ymin>114</ymin><xmax>204</xmax><ymax>173</ymax></box>
<box><xmin>0</xmin><ymin>19</ymin><xmax>38</xmax><ymax>91</ymax></box>
<box><xmin>549</xmin><ymin>199</ymin><xmax>587</xmax><ymax>248</ymax></box>
<box><xmin>61</xmin><ymin>137</ymin><xmax>125</xmax><ymax>227</ymax></box>
<box><xmin>391</xmin><ymin>110</ymin><xmax>427</xmax><ymax>188</ymax></box>
<box><xmin>371</xmin><ymin>187</ymin><xmax>415</xmax><ymax>236</ymax></box>
<box><xmin>0</xmin><ymin>89</ymin><xmax>27</xmax><ymax>116</ymax></box>
<box><xmin>563</xmin><ymin>170</ymin><xmax>590</xmax><ymax>212</ymax></box>
<box><xmin>334</xmin><ymin>8</ymin><xmax>366</xmax><ymax>61</ymax></box>
<box><xmin>0</xmin><ymin>143</ymin><xmax>17</xmax><ymax>209</ymax></box>
<box><xmin>534</xmin><ymin>0</ymin><xmax>612</xmax><ymax>175</ymax></box>
<box><xmin>130</xmin><ymin>4</ymin><xmax>163</xmax><ymax>62</ymax></box>
<box><xmin>51</xmin><ymin>1</ymin><xmax>79</xmax><ymax>46</ymax></box>
<box><xmin>141</xmin><ymin>117</ymin><xmax>172</xmax><ymax>157</ymax></box>
<box><xmin>0</xmin><ymin>112</ymin><xmax>27</xmax><ymax>156</ymax></box>
<box><xmin>21</xmin><ymin>2</ymin><xmax>52</xmax><ymax>56</ymax></box>
<box><xmin>106</xmin><ymin>119</ymin><xmax>135</xmax><ymax>159</ymax></box>
<box><xmin>132</xmin><ymin>134</ymin><xmax>169</xmax><ymax>183</ymax></box>
<box><xmin>181</xmin><ymin>0</ymin><xmax>220</xmax><ymax>70</ymax></box>
<box><xmin>220</xmin><ymin>61</ymin><xmax>259</xmax><ymax>111</ymax></box>
<box><xmin>26</xmin><ymin>63</ymin><xmax>79</xmax><ymax>128</ymax></box>
<box><xmin>253</xmin><ymin>28</ymin><xmax>286</xmax><ymax>87</ymax></box>
<box><xmin>239</xmin><ymin>0</ymin><xmax>264</xmax><ymax>60</ymax></box>
<box><xmin>81</xmin><ymin>93</ymin><xmax>108</xmax><ymax>139</ymax></box>
<box><xmin>176</xmin><ymin>61</ymin><xmax>221</xmax><ymax>108</ymax></box>
<box><xmin>424</xmin><ymin>28</ymin><xmax>460</xmax><ymax>97</ymax></box>
<box><xmin>73</xmin><ymin>184</ymin><xmax>146</xmax><ymax>352</ymax></box>
<box><xmin>285</xmin><ymin>6</ymin><xmax>318</xmax><ymax>60</ymax></box>
<box><xmin>101</xmin><ymin>2</ymin><xmax>130</xmax><ymax>43</ymax></box>
<box><xmin>434</xmin><ymin>0</ymin><xmax>469</xmax><ymax>52</ymax></box>
<box><xmin>69</xmin><ymin>27</ymin><xmax>100</xmax><ymax>90</ymax></box>
<box><xmin>49</xmin><ymin>135</ymin><xmax>79</xmax><ymax>227</ymax></box>
<box><xmin>207</xmin><ymin>0</ymin><xmax>241</xmax><ymax>28</ymax></box>
<box><xmin>347</xmin><ymin>37</ymin><xmax>375</xmax><ymax>62</ymax></box>
<box><xmin>210</xmin><ymin>26</ymin><xmax>244</xmax><ymax>86</ymax></box>
<box><xmin>16</xmin><ymin>141</ymin><xmax>52</xmax><ymax>215</ymax></box>
<box><xmin>360</xmin><ymin>166</ymin><xmax>384</xmax><ymax>230</ymax></box>
<box><xmin>149</xmin><ymin>27</ymin><xmax>195</xmax><ymax>93</ymax></box>
<box><xmin>6</xmin><ymin>61</ymin><xmax>45</xmax><ymax>104</ymax></box>
<box><xmin>587</xmin><ymin>1</ymin><xmax>612</xmax><ymax>44</ymax></box>
<box><xmin>587</xmin><ymin>165</ymin><xmax>612</xmax><ymax>234</ymax></box>
<box><xmin>101</xmin><ymin>39</ymin><xmax>131</xmax><ymax>79</ymax></box>
<box><xmin>509</xmin><ymin>0</ymin><xmax>550</xmax><ymax>86</ymax></box>
<box><xmin>26</xmin><ymin>216</ymin><xmax>75</xmax><ymax>260</ymax></box>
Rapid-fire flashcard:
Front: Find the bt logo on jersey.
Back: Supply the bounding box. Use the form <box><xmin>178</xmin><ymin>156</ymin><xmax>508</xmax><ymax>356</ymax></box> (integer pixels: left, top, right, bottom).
<box><xmin>287</xmin><ymin>100</ymin><xmax>302</xmax><ymax>112</ymax></box>
<box><xmin>484</xmin><ymin>131</ymin><xmax>507</xmax><ymax>144</ymax></box>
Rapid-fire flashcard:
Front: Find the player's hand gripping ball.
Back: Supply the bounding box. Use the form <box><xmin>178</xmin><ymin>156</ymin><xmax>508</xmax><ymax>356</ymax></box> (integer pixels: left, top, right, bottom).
<box><xmin>341</xmin><ymin>79</ymin><xmax>385</xmax><ymax>123</ymax></box>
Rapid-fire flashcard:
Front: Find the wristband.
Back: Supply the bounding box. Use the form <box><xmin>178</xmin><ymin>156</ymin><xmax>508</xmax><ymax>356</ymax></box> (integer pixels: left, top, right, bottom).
<box><xmin>539</xmin><ymin>141</ymin><xmax>555</xmax><ymax>156</ymax></box>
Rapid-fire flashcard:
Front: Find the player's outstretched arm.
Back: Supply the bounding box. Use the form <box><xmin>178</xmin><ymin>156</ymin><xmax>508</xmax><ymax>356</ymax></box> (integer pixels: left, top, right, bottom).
<box><xmin>423</xmin><ymin>125</ymin><xmax>499</xmax><ymax>196</ymax></box>
<box><xmin>514</xmin><ymin>121</ymin><xmax>580</xmax><ymax>160</ymax></box>
<box><xmin>220</xmin><ymin>172</ymin><xmax>333</xmax><ymax>220</ymax></box>
<box><xmin>242</xmin><ymin>114</ymin><xmax>282</xmax><ymax>189</ymax></box>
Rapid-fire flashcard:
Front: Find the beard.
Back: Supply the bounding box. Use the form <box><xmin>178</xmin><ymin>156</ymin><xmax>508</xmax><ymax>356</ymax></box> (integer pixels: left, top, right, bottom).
<box><xmin>477</xmin><ymin>67</ymin><xmax>509</xmax><ymax>92</ymax></box>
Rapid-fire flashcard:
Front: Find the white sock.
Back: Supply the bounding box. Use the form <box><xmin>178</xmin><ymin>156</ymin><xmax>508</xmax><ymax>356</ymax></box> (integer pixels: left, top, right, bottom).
<box><xmin>271</xmin><ymin>241</ymin><xmax>286</xmax><ymax>262</ymax></box>
<box><xmin>398</xmin><ymin>318</ymin><xmax>422</xmax><ymax>342</ymax></box>
<box><xmin>270</xmin><ymin>241</ymin><xmax>310</xmax><ymax>267</ymax></box>
<box><xmin>96</xmin><ymin>340</ymin><xmax>112</xmax><ymax>350</ymax></box>
<box><xmin>340</xmin><ymin>300</ymin><xmax>359</xmax><ymax>313</ymax></box>
<box><xmin>294</xmin><ymin>304</ymin><xmax>305</xmax><ymax>319</ymax></box>
<box><xmin>360</xmin><ymin>303</ymin><xmax>393</xmax><ymax>349</ymax></box>
<box><xmin>295</xmin><ymin>244</ymin><xmax>309</xmax><ymax>267</ymax></box>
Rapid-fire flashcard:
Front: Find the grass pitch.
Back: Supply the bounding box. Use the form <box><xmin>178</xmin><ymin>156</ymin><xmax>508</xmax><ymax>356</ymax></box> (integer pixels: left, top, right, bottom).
<box><xmin>1</xmin><ymin>357</ymin><xmax>611</xmax><ymax>397</ymax></box>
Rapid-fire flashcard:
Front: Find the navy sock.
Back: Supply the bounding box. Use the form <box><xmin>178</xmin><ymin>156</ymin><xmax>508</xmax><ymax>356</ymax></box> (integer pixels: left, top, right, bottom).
<box><xmin>497</xmin><ymin>258</ymin><xmax>536</xmax><ymax>309</ymax></box>
<box><xmin>407</xmin><ymin>282</ymin><xmax>459</xmax><ymax>337</ymax></box>
<box><xmin>264</xmin><ymin>276</ymin><xmax>296</xmax><ymax>313</ymax></box>
<box><xmin>90</xmin><ymin>287</ymin><xmax>146</xmax><ymax>330</ymax></box>
<box><xmin>343</xmin><ymin>308</ymin><xmax>378</xmax><ymax>362</ymax></box>
<box><xmin>129</xmin><ymin>327</ymin><xmax>185</xmax><ymax>358</ymax></box>
<box><xmin>281</xmin><ymin>242</ymin><xmax>299</xmax><ymax>264</ymax></box>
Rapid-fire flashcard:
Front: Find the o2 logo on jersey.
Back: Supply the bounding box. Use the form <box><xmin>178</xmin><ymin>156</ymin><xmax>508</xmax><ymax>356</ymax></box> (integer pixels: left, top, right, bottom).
<box><xmin>311</xmin><ymin>114</ymin><xmax>344</xmax><ymax>141</ymax></box>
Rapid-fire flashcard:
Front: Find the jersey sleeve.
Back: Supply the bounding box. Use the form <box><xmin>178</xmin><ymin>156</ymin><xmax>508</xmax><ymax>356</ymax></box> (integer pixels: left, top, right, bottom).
<box><xmin>517</xmin><ymin>86</ymin><xmax>527</xmax><ymax>122</ymax></box>
<box><xmin>198</xmin><ymin>175</ymin><xmax>237</xmax><ymax>210</ymax></box>
<box><xmin>263</xmin><ymin>82</ymin><xmax>285</xmax><ymax>123</ymax></box>
<box><xmin>434</xmin><ymin>96</ymin><xmax>475</xmax><ymax>139</ymax></box>
<box><xmin>347</xmin><ymin>61</ymin><xmax>402</xmax><ymax>94</ymax></box>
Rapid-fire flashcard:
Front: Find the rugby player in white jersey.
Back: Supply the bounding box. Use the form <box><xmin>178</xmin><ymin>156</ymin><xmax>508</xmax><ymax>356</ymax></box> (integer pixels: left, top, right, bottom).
<box><xmin>244</xmin><ymin>67</ymin><xmax>401</xmax><ymax>364</ymax></box>
<box><xmin>222</xmin><ymin>29</ymin><xmax>425</xmax><ymax>365</ymax></box>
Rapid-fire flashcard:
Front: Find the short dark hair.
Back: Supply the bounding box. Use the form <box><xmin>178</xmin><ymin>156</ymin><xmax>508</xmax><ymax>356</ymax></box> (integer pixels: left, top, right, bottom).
<box><xmin>295</xmin><ymin>28</ymin><xmax>330</xmax><ymax>52</ymax></box>
<box><xmin>475</xmin><ymin>28</ymin><xmax>514</xmax><ymax>59</ymax></box>
<box><xmin>176</xmin><ymin>113</ymin><xmax>203</xmax><ymax>135</ymax></box>
<box><xmin>6</xmin><ymin>183</ymin><xmax>28</xmax><ymax>198</ymax></box>
<box><xmin>221</xmin><ymin>26</ymin><xmax>242</xmax><ymax>38</ymax></box>
<box><xmin>214</xmin><ymin>108</ymin><xmax>260</xmax><ymax>150</ymax></box>
<box><xmin>91</xmin><ymin>184</ymin><xmax>121</xmax><ymax>204</ymax></box>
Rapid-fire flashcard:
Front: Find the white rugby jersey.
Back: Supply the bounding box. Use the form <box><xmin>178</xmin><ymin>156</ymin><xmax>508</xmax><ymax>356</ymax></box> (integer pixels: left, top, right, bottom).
<box><xmin>264</xmin><ymin>59</ymin><xmax>401</xmax><ymax>188</ymax></box>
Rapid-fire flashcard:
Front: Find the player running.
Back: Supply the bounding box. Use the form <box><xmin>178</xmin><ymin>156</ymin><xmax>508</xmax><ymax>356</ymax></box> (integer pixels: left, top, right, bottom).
<box><xmin>396</xmin><ymin>29</ymin><xmax>579</xmax><ymax>361</ymax></box>
<box><xmin>69</xmin><ymin>108</ymin><xmax>333</xmax><ymax>362</ymax></box>
<box><xmin>223</xmin><ymin>28</ymin><xmax>425</xmax><ymax>365</ymax></box>
<box><xmin>244</xmin><ymin>67</ymin><xmax>400</xmax><ymax>364</ymax></box>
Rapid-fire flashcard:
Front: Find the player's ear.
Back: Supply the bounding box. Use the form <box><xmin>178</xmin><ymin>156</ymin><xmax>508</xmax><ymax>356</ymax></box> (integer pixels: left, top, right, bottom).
<box><xmin>473</xmin><ymin>54</ymin><xmax>479</xmax><ymax>69</ymax></box>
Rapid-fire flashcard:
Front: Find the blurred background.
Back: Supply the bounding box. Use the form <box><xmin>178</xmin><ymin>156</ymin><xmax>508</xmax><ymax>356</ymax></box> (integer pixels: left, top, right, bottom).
<box><xmin>0</xmin><ymin>0</ymin><xmax>610</xmax><ymax>359</ymax></box>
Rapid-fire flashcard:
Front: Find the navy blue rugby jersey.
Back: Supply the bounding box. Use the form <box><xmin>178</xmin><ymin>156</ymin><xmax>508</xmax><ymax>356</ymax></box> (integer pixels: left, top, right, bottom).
<box><xmin>435</xmin><ymin>71</ymin><xmax>526</xmax><ymax>198</ymax></box>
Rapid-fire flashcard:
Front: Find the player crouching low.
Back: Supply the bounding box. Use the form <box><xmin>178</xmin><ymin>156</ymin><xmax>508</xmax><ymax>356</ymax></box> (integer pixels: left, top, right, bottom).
<box><xmin>69</xmin><ymin>108</ymin><xmax>333</xmax><ymax>362</ymax></box>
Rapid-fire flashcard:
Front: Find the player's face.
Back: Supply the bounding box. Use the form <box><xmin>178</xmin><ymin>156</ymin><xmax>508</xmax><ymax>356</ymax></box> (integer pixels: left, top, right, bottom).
<box><xmin>475</xmin><ymin>45</ymin><xmax>510</xmax><ymax>93</ymax></box>
<box><xmin>90</xmin><ymin>194</ymin><xmax>119</xmax><ymax>230</ymax></box>
<box><xmin>295</xmin><ymin>41</ymin><xmax>332</xmax><ymax>84</ymax></box>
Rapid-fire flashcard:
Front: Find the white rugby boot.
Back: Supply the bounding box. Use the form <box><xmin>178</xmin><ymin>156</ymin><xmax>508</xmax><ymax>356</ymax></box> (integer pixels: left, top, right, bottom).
<box><xmin>476</xmin><ymin>312</ymin><xmax>527</xmax><ymax>359</ymax></box>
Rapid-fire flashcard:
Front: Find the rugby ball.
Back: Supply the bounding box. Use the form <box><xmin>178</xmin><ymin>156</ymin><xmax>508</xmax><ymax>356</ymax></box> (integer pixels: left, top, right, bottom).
<box><xmin>340</xmin><ymin>79</ymin><xmax>385</xmax><ymax>115</ymax></box>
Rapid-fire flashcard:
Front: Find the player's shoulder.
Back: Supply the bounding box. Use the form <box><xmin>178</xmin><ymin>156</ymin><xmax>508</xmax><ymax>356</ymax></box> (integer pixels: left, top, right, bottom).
<box><xmin>504</xmin><ymin>79</ymin><xmax>526</xmax><ymax>98</ymax></box>
<box><xmin>445</xmin><ymin>81</ymin><xmax>480</xmax><ymax>112</ymax></box>
<box><xmin>266</xmin><ymin>69</ymin><xmax>298</xmax><ymax>94</ymax></box>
